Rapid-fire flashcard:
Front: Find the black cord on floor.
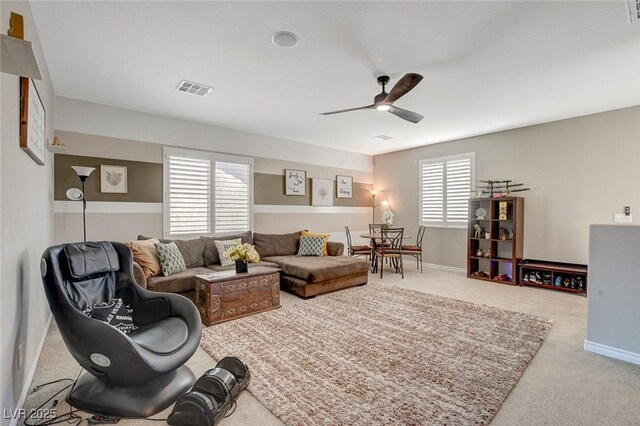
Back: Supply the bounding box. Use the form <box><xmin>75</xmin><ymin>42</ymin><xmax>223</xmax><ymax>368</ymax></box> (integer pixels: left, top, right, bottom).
<box><xmin>25</xmin><ymin>368</ymin><xmax>85</xmax><ymax>426</ymax></box>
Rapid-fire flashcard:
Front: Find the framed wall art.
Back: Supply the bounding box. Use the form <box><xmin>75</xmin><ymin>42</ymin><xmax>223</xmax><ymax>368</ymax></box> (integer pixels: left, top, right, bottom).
<box><xmin>20</xmin><ymin>77</ymin><xmax>46</xmax><ymax>166</ymax></box>
<box><xmin>336</xmin><ymin>175</ymin><xmax>353</xmax><ymax>198</ymax></box>
<box><xmin>100</xmin><ymin>165</ymin><xmax>128</xmax><ymax>193</ymax></box>
<box><xmin>285</xmin><ymin>169</ymin><xmax>306</xmax><ymax>196</ymax></box>
<box><xmin>312</xmin><ymin>178</ymin><xmax>334</xmax><ymax>206</ymax></box>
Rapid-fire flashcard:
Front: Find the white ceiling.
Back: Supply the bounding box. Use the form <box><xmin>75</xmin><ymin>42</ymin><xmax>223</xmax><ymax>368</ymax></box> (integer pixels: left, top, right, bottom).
<box><xmin>30</xmin><ymin>1</ymin><xmax>640</xmax><ymax>156</ymax></box>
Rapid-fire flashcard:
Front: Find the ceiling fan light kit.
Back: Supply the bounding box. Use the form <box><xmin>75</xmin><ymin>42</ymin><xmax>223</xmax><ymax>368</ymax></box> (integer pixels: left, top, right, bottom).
<box><xmin>320</xmin><ymin>73</ymin><xmax>424</xmax><ymax>123</ymax></box>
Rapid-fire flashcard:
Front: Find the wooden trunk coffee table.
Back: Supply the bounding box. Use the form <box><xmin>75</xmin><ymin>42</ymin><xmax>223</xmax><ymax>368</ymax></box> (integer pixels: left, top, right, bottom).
<box><xmin>194</xmin><ymin>266</ymin><xmax>281</xmax><ymax>326</ymax></box>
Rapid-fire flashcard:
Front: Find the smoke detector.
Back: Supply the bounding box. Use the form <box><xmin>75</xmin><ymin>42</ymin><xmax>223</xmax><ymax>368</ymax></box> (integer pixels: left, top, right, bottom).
<box><xmin>176</xmin><ymin>80</ymin><xmax>212</xmax><ymax>97</ymax></box>
<box><xmin>628</xmin><ymin>0</ymin><xmax>640</xmax><ymax>22</ymax></box>
<box><xmin>370</xmin><ymin>134</ymin><xmax>394</xmax><ymax>141</ymax></box>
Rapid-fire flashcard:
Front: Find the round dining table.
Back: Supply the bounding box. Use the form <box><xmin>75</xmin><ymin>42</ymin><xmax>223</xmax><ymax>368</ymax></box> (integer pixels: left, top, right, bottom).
<box><xmin>359</xmin><ymin>232</ymin><xmax>412</xmax><ymax>272</ymax></box>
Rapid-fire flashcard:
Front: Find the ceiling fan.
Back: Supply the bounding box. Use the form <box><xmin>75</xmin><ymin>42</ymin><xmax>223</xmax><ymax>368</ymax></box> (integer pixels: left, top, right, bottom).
<box><xmin>319</xmin><ymin>73</ymin><xmax>424</xmax><ymax>123</ymax></box>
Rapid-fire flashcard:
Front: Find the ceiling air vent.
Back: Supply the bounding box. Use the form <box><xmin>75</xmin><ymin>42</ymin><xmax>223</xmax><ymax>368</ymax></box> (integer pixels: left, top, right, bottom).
<box><xmin>370</xmin><ymin>134</ymin><xmax>394</xmax><ymax>141</ymax></box>
<box><xmin>628</xmin><ymin>0</ymin><xmax>640</xmax><ymax>22</ymax></box>
<box><xmin>176</xmin><ymin>80</ymin><xmax>212</xmax><ymax>97</ymax></box>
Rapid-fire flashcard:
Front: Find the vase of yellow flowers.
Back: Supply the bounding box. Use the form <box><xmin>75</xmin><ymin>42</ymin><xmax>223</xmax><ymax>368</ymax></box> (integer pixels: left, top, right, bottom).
<box><xmin>225</xmin><ymin>243</ymin><xmax>261</xmax><ymax>274</ymax></box>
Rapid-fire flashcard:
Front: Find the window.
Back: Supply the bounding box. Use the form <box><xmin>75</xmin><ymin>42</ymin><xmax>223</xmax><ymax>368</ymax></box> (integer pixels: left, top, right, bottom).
<box><xmin>419</xmin><ymin>152</ymin><xmax>474</xmax><ymax>228</ymax></box>
<box><xmin>164</xmin><ymin>148</ymin><xmax>253</xmax><ymax>238</ymax></box>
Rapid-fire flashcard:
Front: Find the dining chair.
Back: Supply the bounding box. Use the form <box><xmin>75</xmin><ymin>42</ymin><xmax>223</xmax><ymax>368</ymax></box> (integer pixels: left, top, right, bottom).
<box><xmin>344</xmin><ymin>226</ymin><xmax>371</xmax><ymax>259</ymax></box>
<box><xmin>402</xmin><ymin>225</ymin><xmax>426</xmax><ymax>273</ymax></box>
<box><xmin>375</xmin><ymin>227</ymin><xmax>404</xmax><ymax>279</ymax></box>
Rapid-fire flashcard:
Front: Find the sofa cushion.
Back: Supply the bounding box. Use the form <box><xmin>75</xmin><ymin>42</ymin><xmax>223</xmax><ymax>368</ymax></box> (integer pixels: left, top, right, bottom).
<box><xmin>201</xmin><ymin>231</ymin><xmax>253</xmax><ymax>265</ymax></box>
<box><xmin>138</xmin><ymin>235</ymin><xmax>205</xmax><ymax>268</ymax></box>
<box><xmin>253</xmin><ymin>231</ymin><xmax>301</xmax><ymax>258</ymax></box>
<box><xmin>262</xmin><ymin>255</ymin><xmax>369</xmax><ymax>283</ymax></box>
<box><xmin>156</xmin><ymin>242</ymin><xmax>187</xmax><ymax>276</ymax></box>
<box><xmin>214</xmin><ymin>239</ymin><xmax>242</xmax><ymax>266</ymax></box>
<box><xmin>297</xmin><ymin>236</ymin><xmax>325</xmax><ymax>256</ymax></box>
<box><xmin>146</xmin><ymin>267</ymin><xmax>212</xmax><ymax>293</ymax></box>
<box><xmin>206</xmin><ymin>260</ymin><xmax>279</xmax><ymax>272</ymax></box>
<box><xmin>126</xmin><ymin>239</ymin><xmax>161</xmax><ymax>278</ymax></box>
<box><xmin>301</xmin><ymin>230</ymin><xmax>330</xmax><ymax>255</ymax></box>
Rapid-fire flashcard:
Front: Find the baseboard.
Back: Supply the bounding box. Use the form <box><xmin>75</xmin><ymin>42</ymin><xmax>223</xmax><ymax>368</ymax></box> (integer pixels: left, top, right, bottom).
<box><xmin>584</xmin><ymin>340</ymin><xmax>640</xmax><ymax>366</ymax></box>
<box><xmin>10</xmin><ymin>314</ymin><xmax>53</xmax><ymax>426</ymax></box>
<box><xmin>421</xmin><ymin>262</ymin><xmax>466</xmax><ymax>273</ymax></box>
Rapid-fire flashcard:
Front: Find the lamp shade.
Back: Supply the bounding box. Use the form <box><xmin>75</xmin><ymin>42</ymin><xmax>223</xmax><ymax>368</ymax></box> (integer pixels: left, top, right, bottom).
<box><xmin>381</xmin><ymin>200</ymin><xmax>389</xmax><ymax>207</ymax></box>
<box><xmin>370</xmin><ymin>189</ymin><xmax>379</xmax><ymax>196</ymax></box>
<box><xmin>71</xmin><ymin>166</ymin><xmax>96</xmax><ymax>178</ymax></box>
<box><xmin>66</xmin><ymin>188</ymin><xmax>83</xmax><ymax>201</ymax></box>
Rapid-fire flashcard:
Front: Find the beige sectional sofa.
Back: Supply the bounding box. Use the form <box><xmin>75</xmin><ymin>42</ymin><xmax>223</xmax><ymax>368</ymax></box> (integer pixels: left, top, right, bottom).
<box><xmin>132</xmin><ymin>231</ymin><xmax>369</xmax><ymax>299</ymax></box>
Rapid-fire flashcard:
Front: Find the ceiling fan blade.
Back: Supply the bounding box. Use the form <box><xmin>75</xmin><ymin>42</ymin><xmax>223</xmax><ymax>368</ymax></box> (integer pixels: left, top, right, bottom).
<box><xmin>388</xmin><ymin>106</ymin><xmax>424</xmax><ymax>124</ymax></box>
<box><xmin>319</xmin><ymin>105</ymin><xmax>375</xmax><ymax>115</ymax></box>
<box><xmin>385</xmin><ymin>73</ymin><xmax>423</xmax><ymax>104</ymax></box>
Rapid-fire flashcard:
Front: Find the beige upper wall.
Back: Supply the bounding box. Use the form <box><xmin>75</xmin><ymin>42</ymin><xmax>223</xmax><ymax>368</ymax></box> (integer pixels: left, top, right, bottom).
<box><xmin>1</xmin><ymin>1</ymin><xmax>55</xmax><ymax>419</ymax></box>
<box><xmin>373</xmin><ymin>106</ymin><xmax>640</xmax><ymax>268</ymax></box>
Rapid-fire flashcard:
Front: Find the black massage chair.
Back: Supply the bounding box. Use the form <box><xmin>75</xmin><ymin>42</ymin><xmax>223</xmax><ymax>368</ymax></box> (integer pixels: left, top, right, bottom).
<box><xmin>40</xmin><ymin>241</ymin><xmax>202</xmax><ymax>417</ymax></box>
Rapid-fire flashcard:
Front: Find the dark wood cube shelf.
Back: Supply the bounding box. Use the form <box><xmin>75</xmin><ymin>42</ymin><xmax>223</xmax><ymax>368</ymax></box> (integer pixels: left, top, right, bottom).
<box><xmin>467</xmin><ymin>197</ymin><xmax>524</xmax><ymax>285</ymax></box>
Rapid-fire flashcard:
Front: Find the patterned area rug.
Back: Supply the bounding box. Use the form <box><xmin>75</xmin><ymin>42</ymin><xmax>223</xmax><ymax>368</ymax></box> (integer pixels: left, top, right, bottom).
<box><xmin>200</xmin><ymin>284</ymin><xmax>552</xmax><ymax>425</ymax></box>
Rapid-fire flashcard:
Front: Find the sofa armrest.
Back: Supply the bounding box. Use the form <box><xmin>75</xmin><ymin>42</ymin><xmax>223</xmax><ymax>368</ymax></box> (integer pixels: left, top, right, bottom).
<box><xmin>327</xmin><ymin>241</ymin><xmax>345</xmax><ymax>256</ymax></box>
<box><xmin>132</xmin><ymin>262</ymin><xmax>148</xmax><ymax>289</ymax></box>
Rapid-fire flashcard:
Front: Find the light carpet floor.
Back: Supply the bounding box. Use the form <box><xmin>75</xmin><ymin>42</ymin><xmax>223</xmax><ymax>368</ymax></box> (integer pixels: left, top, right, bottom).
<box><xmin>22</xmin><ymin>267</ymin><xmax>640</xmax><ymax>425</ymax></box>
<box><xmin>200</xmin><ymin>283</ymin><xmax>552</xmax><ymax>425</ymax></box>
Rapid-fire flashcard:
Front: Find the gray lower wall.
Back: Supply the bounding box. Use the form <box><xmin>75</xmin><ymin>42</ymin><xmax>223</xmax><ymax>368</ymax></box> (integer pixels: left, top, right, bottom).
<box><xmin>587</xmin><ymin>225</ymin><xmax>640</xmax><ymax>358</ymax></box>
<box><xmin>373</xmin><ymin>106</ymin><xmax>640</xmax><ymax>268</ymax></box>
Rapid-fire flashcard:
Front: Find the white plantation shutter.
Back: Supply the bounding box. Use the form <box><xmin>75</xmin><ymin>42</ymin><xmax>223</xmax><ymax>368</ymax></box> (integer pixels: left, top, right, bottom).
<box><xmin>214</xmin><ymin>160</ymin><xmax>251</xmax><ymax>233</ymax></box>
<box><xmin>167</xmin><ymin>154</ymin><xmax>211</xmax><ymax>236</ymax></box>
<box><xmin>420</xmin><ymin>153</ymin><xmax>474</xmax><ymax>227</ymax></box>
<box><xmin>164</xmin><ymin>148</ymin><xmax>253</xmax><ymax>238</ymax></box>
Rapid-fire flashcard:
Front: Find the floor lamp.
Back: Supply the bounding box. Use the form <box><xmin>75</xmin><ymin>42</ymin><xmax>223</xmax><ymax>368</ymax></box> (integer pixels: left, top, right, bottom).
<box><xmin>370</xmin><ymin>189</ymin><xmax>389</xmax><ymax>224</ymax></box>
<box><xmin>67</xmin><ymin>166</ymin><xmax>95</xmax><ymax>242</ymax></box>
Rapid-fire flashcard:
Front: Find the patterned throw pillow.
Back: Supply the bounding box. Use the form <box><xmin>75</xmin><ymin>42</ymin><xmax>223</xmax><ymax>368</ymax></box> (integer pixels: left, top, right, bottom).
<box><xmin>83</xmin><ymin>298</ymin><xmax>137</xmax><ymax>334</ymax></box>
<box><xmin>156</xmin><ymin>242</ymin><xmax>186</xmax><ymax>276</ymax></box>
<box><xmin>214</xmin><ymin>238</ymin><xmax>242</xmax><ymax>266</ymax></box>
<box><xmin>297</xmin><ymin>236</ymin><xmax>325</xmax><ymax>256</ymax></box>
<box><xmin>301</xmin><ymin>230</ymin><xmax>330</xmax><ymax>256</ymax></box>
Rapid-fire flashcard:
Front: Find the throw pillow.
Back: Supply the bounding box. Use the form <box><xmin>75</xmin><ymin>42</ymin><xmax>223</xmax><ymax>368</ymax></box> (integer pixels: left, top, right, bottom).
<box><xmin>297</xmin><ymin>236</ymin><xmax>325</xmax><ymax>256</ymax></box>
<box><xmin>156</xmin><ymin>242</ymin><xmax>186</xmax><ymax>276</ymax></box>
<box><xmin>83</xmin><ymin>298</ymin><xmax>137</xmax><ymax>334</ymax></box>
<box><xmin>214</xmin><ymin>239</ymin><xmax>242</xmax><ymax>266</ymax></box>
<box><xmin>301</xmin><ymin>230</ymin><xmax>330</xmax><ymax>256</ymax></box>
<box><xmin>126</xmin><ymin>239</ymin><xmax>161</xmax><ymax>278</ymax></box>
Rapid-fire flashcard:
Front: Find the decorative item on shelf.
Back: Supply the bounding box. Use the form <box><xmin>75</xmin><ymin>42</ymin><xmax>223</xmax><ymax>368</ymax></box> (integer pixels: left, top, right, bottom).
<box><xmin>476</xmin><ymin>249</ymin><xmax>484</xmax><ymax>257</ymax></box>
<box><xmin>484</xmin><ymin>251</ymin><xmax>491</xmax><ymax>259</ymax></box>
<box><xmin>371</xmin><ymin>189</ymin><xmax>390</xmax><ymax>224</ymax></box>
<box><xmin>336</xmin><ymin>175</ymin><xmax>353</xmax><ymax>198</ymax></box>
<box><xmin>495</xmin><ymin>274</ymin><xmax>512</xmax><ymax>282</ymax></box>
<box><xmin>498</xmin><ymin>201</ymin><xmax>508</xmax><ymax>220</ymax></box>
<box><xmin>68</xmin><ymin>166</ymin><xmax>96</xmax><ymax>242</ymax></box>
<box><xmin>478</xmin><ymin>180</ymin><xmax>530</xmax><ymax>198</ymax></box>
<box><xmin>285</xmin><ymin>169</ymin><xmax>306</xmax><ymax>196</ymax></box>
<box><xmin>19</xmin><ymin>77</ymin><xmax>46</xmax><ymax>165</ymax></box>
<box><xmin>499</xmin><ymin>227</ymin><xmax>509</xmax><ymax>240</ymax></box>
<box><xmin>472</xmin><ymin>270</ymin><xmax>489</xmax><ymax>278</ymax></box>
<box><xmin>46</xmin><ymin>136</ymin><xmax>67</xmax><ymax>153</ymax></box>
<box><xmin>484</xmin><ymin>233</ymin><xmax>491</xmax><ymax>240</ymax></box>
<box><xmin>312</xmin><ymin>178</ymin><xmax>334</xmax><ymax>206</ymax></box>
<box><xmin>225</xmin><ymin>243</ymin><xmax>260</xmax><ymax>274</ymax></box>
<box><xmin>475</xmin><ymin>207</ymin><xmax>487</xmax><ymax>220</ymax></box>
<box><xmin>100</xmin><ymin>165</ymin><xmax>128</xmax><ymax>194</ymax></box>
<box><xmin>473</xmin><ymin>224</ymin><xmax>485</xmax><ymax>238</ymax></box>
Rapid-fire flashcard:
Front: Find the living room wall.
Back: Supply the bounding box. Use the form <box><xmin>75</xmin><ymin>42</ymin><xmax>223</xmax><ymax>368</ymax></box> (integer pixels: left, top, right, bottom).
<box><xmin>53</xmin><ymin>130</ymin><xmax>373</xmax><ymax>246</ymax></box>
<box><xmin>373</xmin><ymin>106</ymin><xmax>640</xmax><ymax>269</ymax></box>
<box><xmin>1</xmin><ymin>1</ymin><xmax>55</xmax><ymax>422</ymax></box>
